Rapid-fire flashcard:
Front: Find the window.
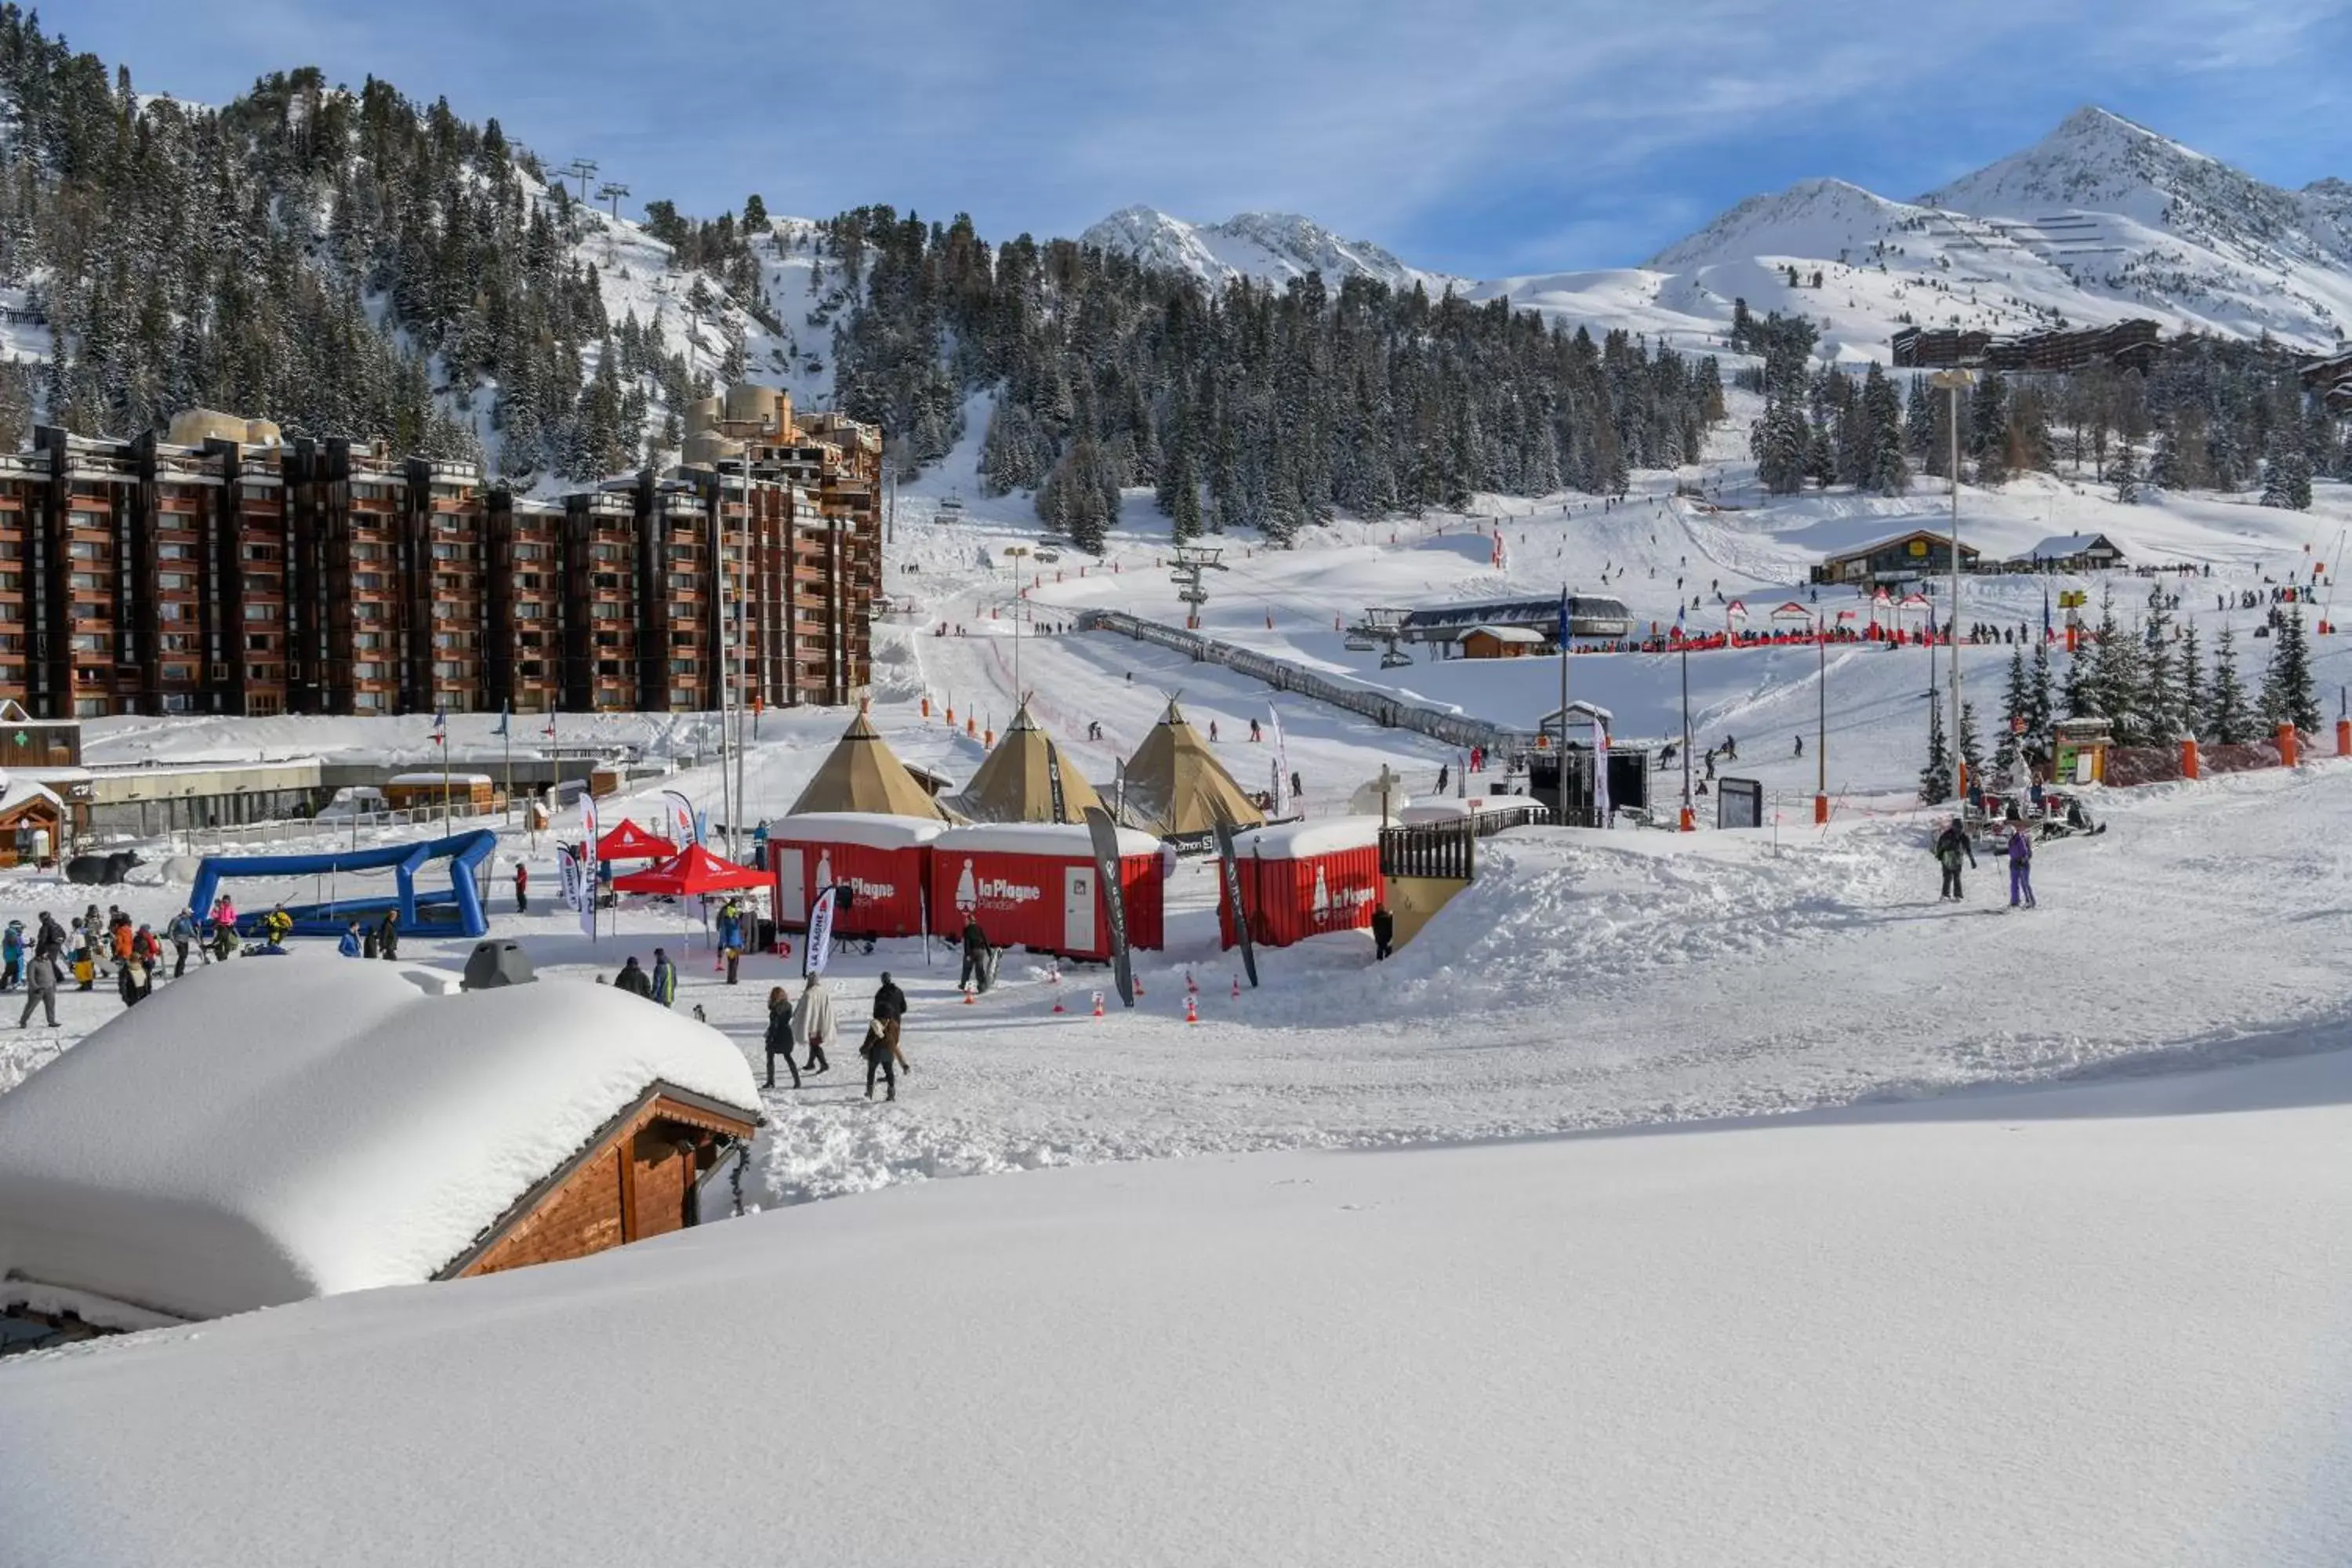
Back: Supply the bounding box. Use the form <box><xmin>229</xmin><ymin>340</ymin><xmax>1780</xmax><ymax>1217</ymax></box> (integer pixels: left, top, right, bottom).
<box><xmin>514</xmin><ymin>603</ymin><xmax>544</xmax><ymax>620</ymax></box>
<box><xmin>67</xmin><ymin>540</ymin><xmax>98</xmax><ymax>560</ymax></box>
<box><xmin>354</xmin><ymin>633</ymin><xmax>380</xmax><ymax>651</ymax></box>
<box><xmin>69</xmin><ymin>633</ymin><xmax>107</xmax><ymax>653</ymax></box>
<box><xmin>158</xmin><ymin>603</ymin><xmax>186</xmax><ymax>622</ymax></box>
<box><xmin>241</xmin><ymin>543</ymin><xmax>281</xmax><ymax>562</ymax></box>
<box><xmin>670</xmin><ymin>658</ymin><xmax>699</xmax><ymax>675</ymax></box>
<box><xmin>162</xmin><ymin>664</ymin><xmax>194</xmax><ymax>683</ymax></box>
<box><xmin>69</xmin><ymin>510</ymin><xmax>103</xmax><ymax>530</ymax></box>
<box><xmin>161</xmin><ymin>634</ymin><xmax>193</xmax><ymax>653</ymax></box>
<box><xmin>432</xmin><ymin>542</ymin><xmax>459</xmax><ymax>561</ymax></box>
<box><xmin>74</xmin><ymin>697</ymin><xmax>107</xmax><ymax>717</ymax></box>
<box><xmin>243</xmin><ymin>604</ymin><xmax>278</xmax><ymax>622</ymax></box>
<box><xmin>245</xmin><ymin>633</ymin><xmax>274</xmax><ymax>652</ymax></box>
<box><xmin>353</xmin><ymin>691</ymin><xmax>385</xmax><ymax>711</ymax></box>
<box><xmin>158</xmin><ymin>572</ymin><xmax>190</xmax><ymax>590</ymax></box>
<box><xmin>158</xmin><ymin>541</ymin><xmax>191</xmax><ymax>560</ymax></box>
<box><xmin>354</xmin><ymin>574</ymin><xmax>383</xmax><ymax>591</ymax></box>
<box><xmin>433</xmin><ymin>661</ymin><xmax>463</xmax><ymax>681</ymax></box>
<box><xmin>68</xmin><ymin>572</ymin><xmax>100</xmax><ymax>590</ymax></box>
<box><xmin>353</xmin><ymin>662</ymin><xmax>383</xmax><ymax>679</ymax></box>
<box><xmin>669</xmin><ymin>686</ymin><xmax>698</xmax><ymax>706</ymax></box>
<box><xmin>162</xmin><ymin>693</ymin><xmax>194</xmax><ymax>713</ymax></box>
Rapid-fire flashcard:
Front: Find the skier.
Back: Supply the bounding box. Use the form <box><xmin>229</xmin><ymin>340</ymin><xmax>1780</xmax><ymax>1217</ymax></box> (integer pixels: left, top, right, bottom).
<box><xmin>764</xmin><ymin>985</ymin><xmax>800</xmax><ymax>1090</ymax></box>
<box><xmin>1290</xmin><ymin>770</ymin><xmax>1304</xmax><ymax>800</ymax></box>
<box><xmin>377</xmin><ymin>908</ymin><xmax>401</xmax><ymax>960</ymax></box>
<box><xmin>959</xmin><ymin>916</ymin><xmax>992</xmax><ymax>994</ymax></box>
<box><xmin>2007</xmin><ymin>820</ymin><xmax>2037</xmax><ymax>909</ymax></box>
<box><xmin>611</xmin><ymin>956</ymin><xmax>649</xmax><ymax>996</ymax></box>
<box><xmin>17</xmin><ymin>933</ymin><xmax>57</xmax><ymax>1029</ymax></box>
<box><xmin>165</xmin><ymin>907</ymin><xmax>197</xmax><ymax>976</ymax></box>
<box><xmin>338</xmin><ymin>920</ymin><xmax>364</xmax><ymax>958</ymax></box>
<box><xmin>514</xmin><ymin>862</ymin><xmax>528</xmax><ymax>915</ymax></box>
<box><xmin>794</xmin><ymin>973</ymin><xmax>835</xmax><ymax>1074</ymax></box>
<box><xmin>650</xmin><ymin>947</ymin><xmax>678</xmax><ymax>1007</ymax></box>
<box><xmin>1933</xmin><ymin>816</ymin><xmax>1976</xmax><ymax>902</ymax></box>
<box><xmin>1249</xmin><ymin>717</ymin><xmax>1261</xmax><ymax>742</ymax></box>
<box><xmin>1370</xmin><ymin>903</ymin><xmax>1396</xmax><ymax>962</ymax></box>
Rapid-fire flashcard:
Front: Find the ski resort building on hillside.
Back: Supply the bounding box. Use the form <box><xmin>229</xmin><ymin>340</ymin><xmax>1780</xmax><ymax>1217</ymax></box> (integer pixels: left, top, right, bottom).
<box><xmin>0</xmin><ymin>387</ymin><xmax>881</xmax><ymax>720</ymax></box>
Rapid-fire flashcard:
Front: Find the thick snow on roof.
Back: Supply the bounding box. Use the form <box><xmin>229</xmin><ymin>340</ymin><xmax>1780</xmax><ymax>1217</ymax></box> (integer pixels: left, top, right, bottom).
<box><xmin>0</xmin><ymin>955</ymin><xmax>760</xmax><ymax>1323</ymax></box>
<box><xmin>2022</xmin><ymin>532</ymin><xmax>2122</xmax><ymax>559</ymax></box>
<box><xmin>386</xmin><ymin>771</ymin><xmax>494</xmax><ymax>786</ymax></box>
<box><xmin>1237</xmin><ymin>815</ymin><xmax>1384</xmax><ymax>858</ymax></box>
<box><xmin>765</xmin><ymin>811</ymin><xmax>949</xmax><ymax>851</ymax></box>
<box><xmin>3</xmin><ymin>1047</ymin><xmax>2347</xmax><ymax>1566</ymax></box>
<box><xmin>933</xmin><ymin>822</ymin><xmax>1160</xmax><ymax>858</ymax></box>
<box><xmin>0</xmin><ymin>771</ymin><xmax>62</xmax><ymax>818</ymax></box>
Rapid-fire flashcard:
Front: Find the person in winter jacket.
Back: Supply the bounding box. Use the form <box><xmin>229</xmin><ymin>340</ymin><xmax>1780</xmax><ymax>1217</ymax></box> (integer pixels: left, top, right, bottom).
<box><xmin>111</xmin><ymin>916</ymin><xmax>135</xmax><ymax>969</ymax></box>
<box><xmin>17</xmin><ymin>936</ymin><xmax>58</xmax><ymax>1027</ymax></box>
<box><xmin>764</xmin><ymin>985</ymin><xmax>800</xmax><ymax>1089</ymax></box>
<box><xmin>614</xmin><ymin>956</ymin><xmax>654</xmax><ymax>997</ymax></box>
<box><xmin>793</xmin><ymin>975</ymin><xmax>835</xmax><ymax>1074</ymax></box>
<box><xmin>117</xmin><ymin>942</ymin><xmax>148</xmax><ymax>1007</ymax></box>
<box><xmin>650</xmin><ymin>947</ymin><xmax>678</xmax><ymax>1007</ymax></box>
<box><xmin>338</xmin><ymin>921</ymin><xmax>364</xmax><ymax>958</ymax></box>
<box><xmin>166</xmin><ymin>908</ymin><xmax>198</xmax><ymax>976</ymax></box>
<box><xmin>67</xmin><ymin>922</ymin><xmax>95</xmax><ymax>990</ymax></box>
<box><xmin>2007</xmin><ymin>822</ymin><xmax>2036</xmax><ymax>909</ymax></box>
<box><xmin>862</xmin><ymin>977</ymin><xmax>911</xmax><ymax>1102</ymax></box>
<box><xmin>377</xmin><ymin>908</ymin><xmax>400</xmax><ymax>960</ymax></box>
<box><xmin>514</xmin><ymin>862</ymin><xmax>528</xmax><ymax>914</ymax></box>
<box><xmin>717</xmin><ymin>901</ymin><xmax>744</xmax><ymax>985</ymax></box>
<box><xmin>1370</xmin><ymin>904</ymin><xmax>1396</xmax><ymax>961</ymax></box>
<box><xmin>872</xmin><ymin>971</ymin><xmax>909</xmax><ymax>1061</ymax></box>
<box><xmin>1933</xmin><ymin>817</ymin><xmax>1976</xmax><ymax>901</ymax></box>
<box><xmin>958</xmin><ymin>916</ymin><xmax>991</xmax><ymax>993</ymax></box>
<box><xmin>0</xmin><ymin>921</ymin><xmax>20</xmax><ymax>992</ymax></box>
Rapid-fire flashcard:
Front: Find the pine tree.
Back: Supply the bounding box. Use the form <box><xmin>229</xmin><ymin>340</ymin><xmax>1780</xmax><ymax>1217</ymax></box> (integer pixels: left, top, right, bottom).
<box><xmin>2027</xmin><ymin>638</ymin><xmax>2055</xmax><ymax>742</ymax></box>
<box><xmin>1918</xmin><ymin>702</ymin><xmax>1952</xmax><ymax>805</ymax></box>
<box><xmin>2178</xmin><ymin>620</ymin><xmax>2205</xmax><ymax>741</ymax></box>
<box><xmin>2207</xmin><ymin>624</ymin><xmax>2252</xmax><ymax>744</ymax></box>
<box><xmin>1860</xmin><ymin>362</ymin><xmax>1908</xmax><ymax>495</ymax></box>
<box><xmin>1995</xmin><ymin>646</ymin><xmax>2028</xmax><ymax>770</ymax></box>
<box><xmin>1958</xmin><ymin>700</ymin><xmax>1985</xmax><ymax>783</ymax></box>
<box><xmin>2140</xmin><ymin>584</ymin><xmax>2183</xmax><ymax>740</ymax></box>
<box><xmin>2260</xmin><ymin>609</ymin><xmax>2320</xmax><ymax>734</ymax></box>
<box><xmin>2111</xmin><ymin>445</ymin><xmax>2140</xmax><ymax>504</ymax></box>
<box><xmin>1968</xmin><ymin>371</ymin><xmax>2010</xmax><ymax>484</ymax></box>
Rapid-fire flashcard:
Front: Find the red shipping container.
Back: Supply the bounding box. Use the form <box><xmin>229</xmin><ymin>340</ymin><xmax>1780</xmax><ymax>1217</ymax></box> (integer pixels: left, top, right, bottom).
<box><xmin>929</xmin><ymin>823</ymin><xmax>1165</xmax><ymax>960</ymax></box>
<box><xmin>769</xmin><ymin>813</ymin><xmax>944</xmax><ymax>939</ymax></box>
<box><xmin>1220</xmin><ymin>818</ymin><xmax>1385</xmax><ymax>949</ymax></box>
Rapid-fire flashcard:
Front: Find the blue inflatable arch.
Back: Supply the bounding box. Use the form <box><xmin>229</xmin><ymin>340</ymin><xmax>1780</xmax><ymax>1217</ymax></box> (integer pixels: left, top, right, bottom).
<box><xmin>187</xmin><ymin>830</ymin><xmax>498</xmax><ymax>940</ymax></box>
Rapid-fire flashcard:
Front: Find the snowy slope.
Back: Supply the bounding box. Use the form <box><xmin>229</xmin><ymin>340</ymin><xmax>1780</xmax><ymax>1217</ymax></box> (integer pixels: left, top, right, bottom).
<box><xmin>5</xmin><ymin>1041</ymin><xmax>2350</xmax><ymax>1566</ymax></box>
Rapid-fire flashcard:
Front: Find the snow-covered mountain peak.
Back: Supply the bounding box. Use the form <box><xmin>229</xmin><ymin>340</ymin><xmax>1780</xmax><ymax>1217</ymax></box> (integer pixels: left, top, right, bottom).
<box><xmin>1643</xmin><ymin>177</ymin><xmax>1923</xmax><ymax>270</ymax></box>
<box><xmin>1080</xmin><ymin>205</ymin><xmax>1461</xmax><ymax>294</ymax></box>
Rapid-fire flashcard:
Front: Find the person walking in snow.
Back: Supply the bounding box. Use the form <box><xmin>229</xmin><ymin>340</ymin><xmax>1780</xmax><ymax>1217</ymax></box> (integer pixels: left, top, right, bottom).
<box><xmin>377</xmin><ymin>908</ymin><xmax>400</xmax><ymax>960</ymax></box>
<box><xmin>2006</xmin><ymin>820</ymin><xmax>2036</xmax><ymax>909</ymax></box>
<box><xmin>513</xmin><ymin>862</ymin><xmax>528</xmax><ymax>915</ymax></box>
<box><xmin>764</xmin><ymin>985</ymin><xmax>800</xmax><ymax>1090</ymax></box>
<box><xmin>615</xmin><ymin>955</ymin><xmax>654</xmax><ymax>998</ymax></box>
<box><xmin>338</xmin><ymin>920</ymin><xmax>364</xmax><ymax>958</ymax></box>
<box><xmin>17</xmin><ymin>934</ymin><xmax>57</xmax><ymax>1028</ymax></box>
<box><xmin>863</xmin><ymin>974</ymin><xmax>910</xmax><ymax>1102</ymax></box>
<box><xmin>959</xmin><ymin>916</ymin><xmax>992</xmax><ymax>994</ymax></box>
<box><xmin>1436</xmin><ymin>763</ymin><xmax>1450</xmax><ymax>795</ymax></box>
<box><xmin>1209</xmin><ymin>719</ymin><xmax>1219</xmax><ymax>742</ymax></box>
<box><xmin>0</xmin><ymin>921</ymin><xmax>20</xmax><ymax>993</ymax></box>
<box><xmin>650</xmin><ymin>947</ymin><xmax>678</xmax><ymax>1007</ymax></box>
<box><xmin>1793</xmin><ymin>735</ymin><xmax>1803</xmax><ymax>759</ymax></box>
<box><xmin>794</xmin><ymin>974</ymin><xmax>835</xmax><ymax>1074</ymax></box>
<box><xmin>1933</xmin><ymin>817</ymin><xmax>1976</xmax><ymax>902</ymax></box>
<box><xmin>718</xmin><ymin>898</ymin><xmax>746</xmax><ymax>985</ymax></box>
<box><xmin>1370</xmin><ymin>903</ymin><xmax>1396</xmax><ymax>962</ymax></box>
<box><xmin>166</xmin><ymin>908</ymin><xmax>197</xmax><ymax>976</ymax></box>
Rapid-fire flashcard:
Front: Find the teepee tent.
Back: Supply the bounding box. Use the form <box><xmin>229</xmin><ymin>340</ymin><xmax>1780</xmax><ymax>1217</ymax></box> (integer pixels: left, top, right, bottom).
<box><xmin>1118</xmin><ymin>699</ymin><xmax>1265</xmax><ymax>845</ymax></box>
<box><xmin>786</xmin><ymin>709</ymin><xmax>953</xmax><ymax>822</ymax></box>
<box><xmin>953</xmin><ymin>702</ymin><xmax>1105</xmax><ymax>825</ymax></box>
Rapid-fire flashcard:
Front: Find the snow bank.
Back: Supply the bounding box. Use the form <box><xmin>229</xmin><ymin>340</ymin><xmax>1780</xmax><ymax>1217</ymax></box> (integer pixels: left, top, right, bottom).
<box><xmin>0</xmin><ymin>954</ymin><xmax>760</xmax><ymax>1323</ymax></box>
<box><xmin>934</xmin><ymin>822</ymin><xmax>1159</xmax><ymax>858</ymax></box>
<box><xmin>768</xmin><ymin>811</ymin><xmax>949</xmax><ymax>851</ymax></box>
<box><xmin>4</xmin><ymin>1047</ymin><xmax>2348</xmax><ymax>1566</ymax></box>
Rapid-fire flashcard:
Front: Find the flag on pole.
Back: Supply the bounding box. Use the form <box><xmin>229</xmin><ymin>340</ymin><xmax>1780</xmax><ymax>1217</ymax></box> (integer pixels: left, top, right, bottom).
<box><xmin>1593</xmin><ymin>724</ymin><xmax>1612</xmax><ymax>824</ymax></box>
<box><xmin>578</xmin><ymin>794</ymin><xmax>600</xmax><ymax>941</ymax></box>
<box><xmin>804</xmin><ymin>886</ymin><xmax>837</xmax><ymax>978</ymax></box>
<box><xmin>1557</xmin><ymin>588</ymin><xmax>1572</xmax><ymax>649</ymax></box>
<box><xmin>2042</xmin><ymin>586</ymin><xmax>2053</xmax><ymax>642</ymax></box>
<box><xmin>430</xmin><ymin>706</ymin><xmax>447</xmax><ymax>745</ymax></box>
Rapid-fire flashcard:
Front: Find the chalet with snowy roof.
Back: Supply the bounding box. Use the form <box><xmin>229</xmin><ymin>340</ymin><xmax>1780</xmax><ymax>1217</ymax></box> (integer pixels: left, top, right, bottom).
<box><xmin>0</xmin><ymin>956</ymin><xmax>763</xmax><ymax>1345</ymax></box>
<box><xmin>2013</xmin><ymin>533</ymin><xmax>2125</xmax><ymax>572</ymax></box>
<box><xmin>1810</xmin><ymin>531</ymin><xmax>1980</xmax><ymax>586</ymax></box>
<box><xmin>0</xmin><ymin>771</ymin><xmax>64</xmax><ymax>866</ymax></box>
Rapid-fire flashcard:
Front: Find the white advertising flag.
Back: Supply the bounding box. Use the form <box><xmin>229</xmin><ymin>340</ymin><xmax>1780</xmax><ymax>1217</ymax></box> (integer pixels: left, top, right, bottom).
<box><xmin>804</xmin><ymin>885</ymin><xmax>837</xmax><ymax>978</ymax></box>
<box><xmin>1269</xmin><ymin>705</ymin><xmax>1290</xmax><ymax>817</ymax></box>
<box><xmin>579</xmin><ymin>794</ymin><xmax>601</xmax><ymax>940</ymax></box>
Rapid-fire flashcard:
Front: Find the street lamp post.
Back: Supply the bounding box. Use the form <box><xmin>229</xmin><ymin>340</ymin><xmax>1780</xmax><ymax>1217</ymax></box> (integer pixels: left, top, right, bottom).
<box><xmin>1931</xmin><ymin>368</ymin><xmax>1976</xmax><ymax>807</ymax></box>
<box><xmin>1814</xmin><ymin>616</ymin><xmax>1828</xmax><ymax>824</ymax></box>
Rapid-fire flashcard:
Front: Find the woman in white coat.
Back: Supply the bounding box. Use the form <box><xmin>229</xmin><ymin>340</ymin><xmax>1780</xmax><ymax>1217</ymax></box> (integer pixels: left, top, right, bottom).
<box><xmin>793</xmin><ymin>974</ymin><xmax>835</xmax><ymax>1074</ymax></box>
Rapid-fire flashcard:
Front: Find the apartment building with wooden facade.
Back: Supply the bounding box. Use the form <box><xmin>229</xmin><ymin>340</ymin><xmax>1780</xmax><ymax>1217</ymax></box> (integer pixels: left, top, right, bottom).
<box><xmin>0</xmin><ymin>391</ymin><xmax>882</xmax><ymax>720</ymax></box>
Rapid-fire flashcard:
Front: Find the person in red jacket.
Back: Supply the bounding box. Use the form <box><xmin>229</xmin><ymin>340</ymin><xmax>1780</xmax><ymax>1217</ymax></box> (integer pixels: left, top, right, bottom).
<box><xmin>514</xmin><ymin>862</ymin><xmax>529</xmax><ymax>914</ymax></box>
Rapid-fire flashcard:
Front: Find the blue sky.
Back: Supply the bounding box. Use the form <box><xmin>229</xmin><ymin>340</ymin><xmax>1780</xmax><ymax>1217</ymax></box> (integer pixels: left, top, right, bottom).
<box><xmin>53</xmin><ymin>0</ymin><xmax>2352</xmax><ymax>277</ymax></box>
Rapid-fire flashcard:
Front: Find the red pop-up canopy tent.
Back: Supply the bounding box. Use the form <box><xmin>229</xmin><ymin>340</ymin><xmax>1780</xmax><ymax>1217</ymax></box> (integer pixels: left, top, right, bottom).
<box><xmin>595</xmin><ymin>819</ymin><xmax>677</xmax><ymax>862</ymax></box>
<box><xmin>610</xmin><ymin>842</ymin><xmax>768</xmax><ymax>897</ymax></box>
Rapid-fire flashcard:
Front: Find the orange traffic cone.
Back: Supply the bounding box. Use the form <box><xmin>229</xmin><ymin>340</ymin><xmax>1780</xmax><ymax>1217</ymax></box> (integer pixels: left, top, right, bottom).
<box><xmin>1051</xmin><ymin>993</ymin><xmax>1065</xmax><ymax>1014</ymax></box>
<box><xmin>1231</xmin><ymin>975</ymin><xmax>1241</xmax><ymax>1000</ymax></box>
<box><xmin>1134</xmin><ymin>975</ymin><xmax>1145</xmax><ymax>998</ymax></box>
<box><xmin>1091</xmin><ymin>991</ymin><xmax>1104</xmax><ymax>1018</ymax></box>
<box><xmin>962</xmin><ymin>985</ymin><xmax>975</xmax><ymax>1006</ymax></box>
<box><xmin>1184</xmin><ymin>995</ymin><xmax>1198</xmax><ymax>1025</ymax></box>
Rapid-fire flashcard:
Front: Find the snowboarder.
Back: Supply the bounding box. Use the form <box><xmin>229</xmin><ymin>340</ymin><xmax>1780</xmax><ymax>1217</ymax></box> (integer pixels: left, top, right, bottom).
<box><xmin>614</xmin><ymin>956</ymin><xmax>654</xmax><ymax>998</ymax></box>
<box><xmin>377</xmin><ymin>908</ymin><xmax>400</xmax><ymax>960</ymax></box>
<box><xmin>2007</xmin><ymin>821</ymin><xmax>2036</xmax><ymax>909</ymax></box>
<box><xmin>17</xmin><ymin>937</ymin><xmax>58</xmax><ymax>1028</ymax></box>
<box><xmin>650</xmin><ymin>947</ymin><xmax>678</xmax><ymax>1007</ymax></box>
<box><xmin>959</xmin><ymin>916</ymin><xmax>992</xmax><ymax>993</ymax></box>
<box><xmin>514</xmin><ymin>862</ymin><xmax>528</xmax><ymax>914</ymax></box>
<box><xmin>764</xmin><ymin>985</ymin><xmax>800</xmax><ymax>1090</ymax></box>
<box><xmin>1370</xmin><ymin>903</ymin><xmax>1396</xmax><ymax>962</ymax></box>
<box><xmin>1933</xmin><ymin>817</ymin><xmax>1976</xmax><ymax>901</ymax></box>
<box><xmin>794</xmin><ymin>974</ymin><xmax>835</xmax><ymax>1074</ymax></box>
<box><xmin>338</xmin><ymin>921</ymin><xmax>364</xmax><ymax>958</ymax></box>
<box><xmin>166</xmin><ymin>908</ymin><xmax>197</xmax><ymax>976</ymax></box>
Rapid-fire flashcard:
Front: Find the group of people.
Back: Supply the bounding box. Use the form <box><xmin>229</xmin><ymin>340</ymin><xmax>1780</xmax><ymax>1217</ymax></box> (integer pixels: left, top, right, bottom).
<box><xmin>332</xmin><ymin>908</ymin><xmax>404</xmax><ymax>960</ymax></box>
<box><xmin>759</xmin><ymin>972</ymin><xmax>910</xmax><ymax>1101</ymax></box>
<box><xmin>6</xmin><ymin>902</ymin><xmax>187</xmax><ymax>1025</ymax></box>
<box><xmin>1932</xmin><ymin>816</ymin><xmax>2037</xmax><ymax>909</ymax></box>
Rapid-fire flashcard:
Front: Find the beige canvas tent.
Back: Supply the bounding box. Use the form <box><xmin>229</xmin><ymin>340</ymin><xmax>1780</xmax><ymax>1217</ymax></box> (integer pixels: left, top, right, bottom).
<box><xmin>786</xmin><ymin>708</ymin><xmax>954</xmax><ymax>821</ymax></box>
<box><xmin>953</xmin><ymin>702</ymin><xmax>1105</xmax><ymax>825</ymax></box>
<box><xmin>1118</xmin><ymin>699</ymin><xmax>1265</xmax><ymax>844</ymax></box>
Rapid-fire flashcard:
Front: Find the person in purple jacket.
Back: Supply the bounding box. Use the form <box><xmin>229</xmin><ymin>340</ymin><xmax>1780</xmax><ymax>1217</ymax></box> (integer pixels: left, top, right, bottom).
<box><xmin>2006</xmin><ymin>820</ymin><xmax>2036</xmax><ymax>909</ymax></box>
